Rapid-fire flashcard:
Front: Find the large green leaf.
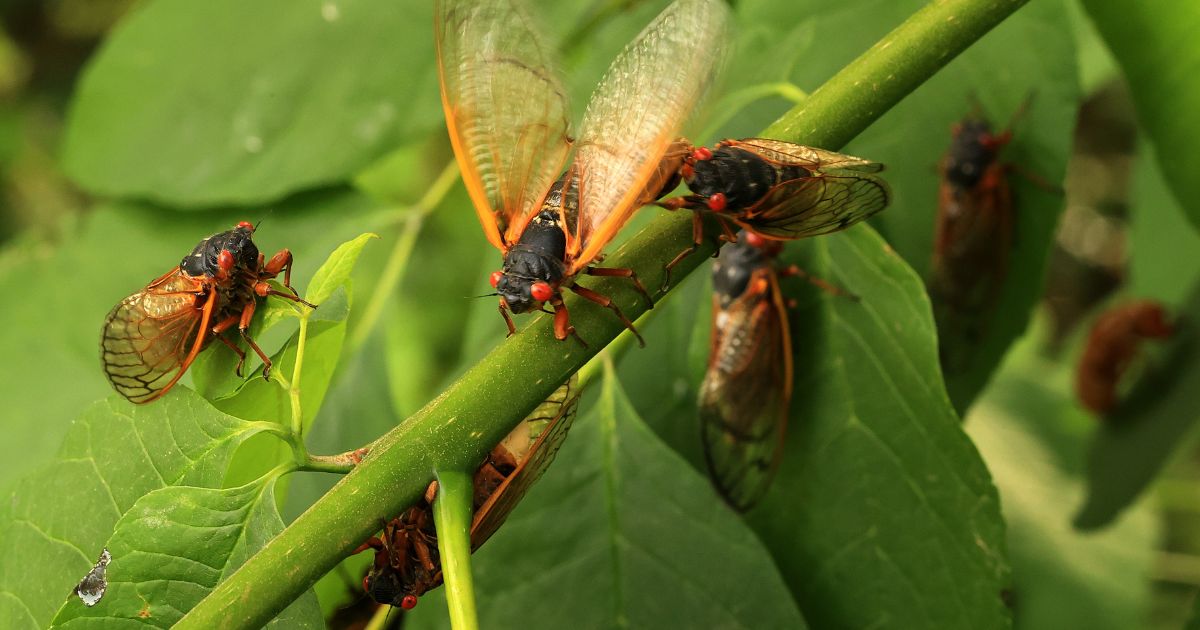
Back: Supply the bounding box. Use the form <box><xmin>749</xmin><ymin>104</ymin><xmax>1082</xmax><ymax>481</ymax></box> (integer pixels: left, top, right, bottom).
<box><xmin>0</xmin><ymin>390</ymin><xmax>272</xmax><ymax>629</ymax></box>
<box><xmin>49</xmin><ymin>476</ymin><xmax>321</xmax><ymax>628</ymax></box>
<box><xmin>968</xmin><ymin>329</ymin><xmax>1156</xmax><ymax>630</ymax></box>
<box><xmin>745</xmin><ymin>226</ymin><xmax>1010</xmax><ymax>629</ymax></box>
<box><xmin>407</xmin><ymin>371</ymin><xmax>806</xmax><ymax>629</ymax></box>
<box><xmin>62</xmin><ymin>0</ymin><xmax>440</xmax><ymax>206</ymax></box>
<box><xmin>1082</xmin><ymin>0</ymin><xmax>1200</xmax><ymax>231</ymax></box>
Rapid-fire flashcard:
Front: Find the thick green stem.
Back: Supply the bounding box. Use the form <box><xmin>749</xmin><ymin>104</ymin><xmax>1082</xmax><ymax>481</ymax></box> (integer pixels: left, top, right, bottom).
<box><xmin>175</xmin><ymin>0</ymin><xmax>1028</xmax><ymax>626</ymax></box>
<box><xmin>432</xmin><ymin>470</ymin><xmax>480</xmax><ymax>630</ymax></box>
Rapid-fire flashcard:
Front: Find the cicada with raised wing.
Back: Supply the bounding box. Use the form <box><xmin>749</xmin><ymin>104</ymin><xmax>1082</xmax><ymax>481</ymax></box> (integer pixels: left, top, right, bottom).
<box><xmin>1076</xmin><ymin>300</ymin><xmax>1174</xmax><ymax>414</ymax></box>
<box><xmin>357</xmin><ymin>376</ymin><xmax>582</xmax><ymax>609</ymax></box>
<box><xmin>437</xmin><ymin>0</ymin><xmax>728</xmax><ymax>345</ymax></box>
<box><xmin>100</xmin><ymin>222</ymin><xmax>314</xmax><ymax>404</ymax></box>
<box><xmin>699</xmin><ymin>231</ymin><xmax>793</xmax><ymax>511</ymax></box>
<box><xmin>656</xmin><ymin>138</ymin><xmax>890</xmax><ymax>284</ymax></box>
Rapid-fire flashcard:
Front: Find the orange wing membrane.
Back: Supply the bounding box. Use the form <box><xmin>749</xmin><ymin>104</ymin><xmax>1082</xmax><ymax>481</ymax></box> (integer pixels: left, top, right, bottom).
<box><xmin>438</xmin><ymin>0</ymin><xmax>730</xmax><ymax>345</ymax></box>
<box><xmin>355</xmin><ymin>376</ymin><xmax>582</xmax><ymax>610</ymax></box>
<box><xmin>699</xmin><ymin>232</ymin><xmax>792</xmax><ymax>511</ymax></box>
<box><xmin>100</xmin><ymin>222</ymin><xmax>314</xmax><ymax>404</ymax></box>
<box><xmin>436</xmin><ymin>0</ymin><xmax>572</xmax><ymax>251</ymax></box>
<box><xmin>101</xmin><ymin>270</ymin><xmax>213</xmax><ymax>404</ymax></box>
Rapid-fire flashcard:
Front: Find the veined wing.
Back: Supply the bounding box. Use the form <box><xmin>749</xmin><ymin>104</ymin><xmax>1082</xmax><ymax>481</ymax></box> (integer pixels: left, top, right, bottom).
<box><xmin>569</xmin><ymin>0</ymin><xmax>730</xmax><ymax>269</ymax></box>
<box><xmin>739</xmin><ymin>171</ymin><xmax>890</xmax><ymax>239</ymax></box>
<box><xmin>471</xmin><ymin>374</ymin><xmax>582</xmax><ymax>548</ymax></box>
<box><xmin>733</xmin><ymin>138</ymin><xmax>885</xmax><ymax>173</ymax></box>
<box><xmin>436</xmin><ymin>0</ymin><xmax>572</xmax><ymax>251</ymax></box>
<box><xmin>699</xmin><ymin>269</ymin><xmax>792</xmax><ymax>511</ymax></box>
<box><xmin>100</xmin><ymin>269</ymin><xmax>215</xmax><ymax>404</ymax></box>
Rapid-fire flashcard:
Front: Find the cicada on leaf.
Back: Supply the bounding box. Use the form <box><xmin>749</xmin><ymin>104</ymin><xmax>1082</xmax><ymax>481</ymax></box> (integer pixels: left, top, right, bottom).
<box><xmin>927</xmin><ymin>102</ymin><xmax>1035</xmax><ymax>369</ymax></box>
<box><xmin>356</xmin><ymin>376</ymin><xmax>582</xmax><ymax>609</ymax></box>
<box><xmin>1076</xmin><ymin>300</ymin><xmax>1174</xmax><ymax>415</ymax></box>
<box><xmin>437</xmin><ymin>0</ymin><xmax>729</xmax><ymax>345</ymax></box>
<box><xmin>100</xmin><ymin>222</ymin><xmax>314</xmax><ymax>404</ymax></box>
<box><xmin>657</xmin><ymin>138</ymin><xmax>891</xmax><ymax>285</ymax></box>
<box><xmin>699</xmin><ymin>232</ymin><xmax>793</xmax><ymax>511</ymax></box>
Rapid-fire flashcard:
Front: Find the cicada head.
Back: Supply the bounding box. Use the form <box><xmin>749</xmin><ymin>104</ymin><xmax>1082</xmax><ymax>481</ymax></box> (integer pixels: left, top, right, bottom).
<box><xmin>492</xmin><ymin>210</ymin><xmax>567</xmax><ymax>313</ymax></box>
<box><xmin>180</xmin><ymin>221</ymin><xmax>260</xmax><ymax>279</ymax></box>
<box><xmin>945</xmin><ymin>117</ymin><xmax>1000</xmax><ymax>189</ymax></box>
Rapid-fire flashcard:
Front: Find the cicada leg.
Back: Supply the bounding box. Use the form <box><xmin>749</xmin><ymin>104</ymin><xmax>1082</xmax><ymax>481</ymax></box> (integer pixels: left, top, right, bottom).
<box><xmin>548</xmin><ymin>294</ymin><xmax>586</xmax><ymax>347</ymax></box>
<box><xmin>584</xmin><ymin>265</ymin><xmax>653</xmax><ymax>309</ymax></box>
<box><xmin>656</xmin><ymin>200</ymin><xmax>738</xmax><ymax>291</ymax></box>
<box><xmin>567</xmin><ymin>284</ymin><xmax>644</xmax><ymax>348</ymax></box>
<box><xmin>235</xmin><ymin>300</ymin><xmax>274</xmax><ymax>379</ymax></box>
<box><xmin>779</xmin><ymin>265</ymin><xmax>860</xmax><ymax>302</ymax></box>
<box><xmin>210</xmin><ymin>315</ymin><xmax>248</xmax><ymax>376</ymax></box>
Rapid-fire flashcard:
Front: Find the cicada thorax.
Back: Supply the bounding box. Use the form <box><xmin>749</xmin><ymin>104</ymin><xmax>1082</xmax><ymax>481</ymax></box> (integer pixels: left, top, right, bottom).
<box><xmin>685</xmin><ymin>145</ymin><xmax>812</xmax><ymax>213</ymax></box>
<box><xmin>928</xmin><ymin>114</ymin><xmax>1015</xmax><ymax>370</ymax></box>
<box><xmin>180</xmin><ymin>224</ymin><xmax>262</xmax><ymax>318</ymax></box>
<box><xmin>492</xmin><ymin>175</ymin><xmax>574</xmax><ymax>315</ymax></box>
<box><xmin>1076</xmin><ymin>300</ymin><xmax>1175</xmax><ymax>415</ymax></box>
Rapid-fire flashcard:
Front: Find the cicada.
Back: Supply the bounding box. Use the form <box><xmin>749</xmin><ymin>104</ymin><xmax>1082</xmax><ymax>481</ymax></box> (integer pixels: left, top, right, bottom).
<box><xmin>699</xmin><ymin>231</ymin><xmax>793</xmax><ymax>511</ymax></box>
<box><xmin>656</xmin><ymin>138</ymin><xmax>891</xmax><ymax>283</ymax></box>
<box><xmin>1076</xmin><ymin>300</ymin><xmax>1174</xmax><ymax>414</ymax></box>
<box><xmin>927</xmin><ymin>105</ymin><xmax>1020</xmax><ymax>367</ymax></box>
<box><xmin>356</xmin><ymin>376</ymin><xmax>582</xmax><ymax>609</ymax></box>
<box><xmin>437</xmin><ymin>0</ymin><xmax>728</xmax><ymax>345</ymax></box>
<box><xmin>100</xmin><ymin>222</ymin><xmax>314</xmax><ymax>404</ymax></box>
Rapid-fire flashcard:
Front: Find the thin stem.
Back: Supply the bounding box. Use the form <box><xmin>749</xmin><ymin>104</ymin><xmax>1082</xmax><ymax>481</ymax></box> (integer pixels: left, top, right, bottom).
<box><xmin>363</xmin><ymin>604</ymin><xmax>393</xmax><ymax>630</ymax></box>
<box><xmin>289</xmin><ymin>317</ymin><xmax>309</xmax><ymax>439</ymax></box>
<box><xmin>431</xmin><ymin>470</ymin><xmax>479</xmax><ymax>630</ymax></box>
<box><xmin>176</xmin><ymin>1</ymin><xmax>1029</xmax><ymax>626</ymax></box>
<box><xmin>351</xmin><ymin>161</ymin><xmax>460</xmax><ymax>351</ymax></box>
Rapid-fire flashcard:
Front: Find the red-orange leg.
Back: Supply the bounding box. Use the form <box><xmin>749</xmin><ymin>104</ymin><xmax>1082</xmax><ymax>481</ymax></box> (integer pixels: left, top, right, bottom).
<box><xmin>568</xmin><ymin>284</ymin><xmax>645</xmax><ymax>348</ymax></box>
<box><xmin>236</xmin><ymin>300</ymin><xmax>274</xmax><ymax>379</ymax></box>
<box><xmin>210</xmin><ymin>315</ymin><xmax>247</xmax><ymax>375</ymax></box>
<box><xmin>548</xmin><ymin>295</ymin><xmax>586</xmax><ymax>347</ymax></box>
<box><xmin>585</xmin><ymin>265</ymin><xmax>653</xmax><ymax>309</ymax></box>
<box><xmin>261</xmin><ymin>248</ymin><xmax>300</xmax><ymax>296</ymax></box>
<box><xmin>656</xmin><ymin>200</ymin><xmax>738</xmax><ymax>291</ymax></box>
<box><xmin>253</xmin><ymin>280</ymin><xmax>316</xmax><ymax>308</ymax></box>
<box><xmin>497</xmin><ymin>299</ymin><xmax>517</xmax><ymax>337</ymax></box>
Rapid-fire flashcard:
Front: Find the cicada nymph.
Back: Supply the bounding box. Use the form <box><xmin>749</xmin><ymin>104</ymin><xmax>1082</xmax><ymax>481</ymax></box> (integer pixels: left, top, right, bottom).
<box><xmin>1076</xmin><ymin>300</ymin><xmax>1174</xmax><ymax>414</ymax></box>
<box><xmin>356</xmin><ymin>376</ymin><xmax>582</xmax><ymax>609</ymax></box>
<box><xmin>656</xmin><ymin>138</ymin><xmax>891</xmax><ymax>286</ymax></box>
<box><xmin>437</xmin><ymin>0</ymin><xmax>729</xmax><ymax>345</ymax></box>
<box><xmin>100</xmin><ymin>222</ymin><xmax>314</xmax><ymax>404</ymax></box>
<box><xmin>699</xmin><ymin>231</ymin><xmax>793</xmax><ymax>511</ymax></box>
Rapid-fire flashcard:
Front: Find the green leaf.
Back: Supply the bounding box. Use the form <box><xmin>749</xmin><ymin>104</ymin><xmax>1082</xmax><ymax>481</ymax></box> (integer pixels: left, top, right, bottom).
<box><xmin>49</xmin><ymin>476</ymin><xmax>321</xmax><ymax>628</ymax></box>
<box><xmin>303</xmin><ymin>232</ymin><xmax>377</xmax><ymax>305</ymax></box>
<box><xmin>1082</xmin><ymin>0</ymin><xmax>1200</xmax><ymax>231</ymax></box>
<box><xmin>62</xmin><ymin>0</ymin><xmax>440</xmax><ymax>206</ymax></box>
<box><xmin>967</xmin><ymin>330</ymin><xmax>1156</xmax><ymax>630</ymax></box>
<box><xmin>748</xmin><ymin>226</ymin><xmax>1010</xmax><ymax>629</ymax></box>
<box><xmin>0</xmin><ymin>390</ymin><xmax>272</xmax><ymax>629</ymax></box>
<box><xmin>407</xmin><ymin>370</ymin><xmax>806</xmax><ymax>629</ymax></box>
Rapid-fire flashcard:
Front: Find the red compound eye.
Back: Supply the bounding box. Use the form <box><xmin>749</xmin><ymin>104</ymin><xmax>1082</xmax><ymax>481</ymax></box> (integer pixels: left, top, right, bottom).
<box><xmin>744</xmin><ymin>232</ymin><xmax>767</xmax><ymax>248</ymax></box>
<box><xmin>400</xmin><ymin>595</ymin><xmax>419</xmax><ymax>610</ymax></box>
<box><xmin>361</xmin><ymin>576</ymin><xmax>370</xmax><ymax>593</ymax></box>
<box><xmin>237</xmin><ymin>220</ymin><xmax>254</xmax><ymax>230</ymax></box>
<box><xmin>489</xmin><ymin>271</ymin><xmax>504</xmax><ymax>288</ymax></box>
<box><xmin>218</xmin><ymin>249</ymin><xmax>235</xmax><ymax>272</ymax></box>
<box><xmin>691</xmin><ymin>147</ymin><xmax>713</xmax><ymax>161</ymax></box>
<box><xmin>530</xmin><ymin>281</ymin><xmax>553</xmax><ymax>302</ymax></box>
<box><xmin>707</xmin><ymin>193</ymin><xmax>727</xmax><ymax>212</ymax></box>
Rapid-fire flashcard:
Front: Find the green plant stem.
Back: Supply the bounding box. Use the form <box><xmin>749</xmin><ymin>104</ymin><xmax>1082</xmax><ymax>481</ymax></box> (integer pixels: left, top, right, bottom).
<box><xmin>290</xmin><ymin>317</ymin><xmax>309</xmax><ymax>438</ymax></box>
<box><xmin>176</xmin><ymin>0</ymin><xmax>1028</xmax><ymax>626</ymax></box>
<box><xmin>432</xmin><ymin>470</ymin><xmax>480</xmax><ymax>630</ymax></box>
<box><xmin>351</xmin><ymin>160</ymin><xmax>460</xmax><ymax>351</ymax></box>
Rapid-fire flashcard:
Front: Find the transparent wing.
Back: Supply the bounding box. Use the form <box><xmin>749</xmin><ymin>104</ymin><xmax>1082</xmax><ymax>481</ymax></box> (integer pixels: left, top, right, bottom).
<box><xmin>699</xmin><ymin>270</ymin><xmax>791</xmax><ymax>511</ymax></box>
<box><xmin>738</xmin><ymin>171</ymin><xmax>890</xmax><ymax>239</ymax></box>
<box><xmin>732</xmin><ymin>138</ymin><xmax>885</xmax><ymax>172</ymax></box>
<box><xmin>471</xmin><ymin>374</ymin><xmax>582</xmax><ymax>548</ymax></box>
<box><xmin>100</xmin><ymin>270</ymin><xmax>213</xmax><ymax>404</ymax></box>
<box><xmin>569</xmin><ymin>0</ymin><xmax>730</xmax><ymax>269</ymax></box>
<box><xmin>437</xmin><ymin>0</ymin><xmax>572</xmax><ymax>250</ymax></box>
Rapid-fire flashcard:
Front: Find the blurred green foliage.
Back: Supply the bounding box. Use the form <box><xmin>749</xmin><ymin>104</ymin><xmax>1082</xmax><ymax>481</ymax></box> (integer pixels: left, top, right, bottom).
<box><xmin>1</xmin><ymin>0</ymin><xmax>1200</xmax><ymax>628</ymax></box>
